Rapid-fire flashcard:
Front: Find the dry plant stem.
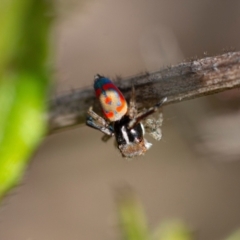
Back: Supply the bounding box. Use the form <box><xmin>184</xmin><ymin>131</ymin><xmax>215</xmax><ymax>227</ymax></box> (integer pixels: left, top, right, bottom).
<box><xmin>48</xmin><ymin>51</ymin><xmax>240</xmax><ymax>134</ymax></box>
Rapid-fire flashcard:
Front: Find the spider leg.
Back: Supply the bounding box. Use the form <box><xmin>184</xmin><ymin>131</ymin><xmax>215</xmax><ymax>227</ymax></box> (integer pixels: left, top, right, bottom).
<box><xmin>128</xmin><ymin>97</ymin><xmax>167</xmax><ymax>129</ymax></box>
<box><xmin>86</xmin><ymin>107</ymin><xmax>114</xmax><ymax>136</ymax></box>
<box><xmin>143</xmin><ymin>112</ymin><xmax>164</xmax><ymax>141</ymax></box>
<box><xmin>101</xmin><ymin>134</ymin><xmax>113</xmax><ymax>142</ymax></box>
<box><xmin>128</xmin><ymin>85</ymin><xmax>138</xmax><ymax>119</ymax></box>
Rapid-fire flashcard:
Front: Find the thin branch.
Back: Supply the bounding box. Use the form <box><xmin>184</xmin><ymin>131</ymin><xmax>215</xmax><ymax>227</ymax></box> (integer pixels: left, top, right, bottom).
<box><xmin>48</xmin><ymin>51</ymin><xmax>240</xmax><ymax>134</ymax></box>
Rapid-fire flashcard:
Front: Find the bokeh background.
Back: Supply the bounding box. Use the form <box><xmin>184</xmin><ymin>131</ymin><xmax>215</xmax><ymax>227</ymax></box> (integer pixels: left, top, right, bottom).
<box><xmin>1</xmin><ymin>0</ymin><xmax>240</xmax><ymax>239</ymax></box>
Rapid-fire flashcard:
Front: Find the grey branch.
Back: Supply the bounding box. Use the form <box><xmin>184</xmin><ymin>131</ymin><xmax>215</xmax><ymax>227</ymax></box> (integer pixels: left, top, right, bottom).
<box><xmin>48</xmin><ymin>51</ymin><xmax>240</xmax><ymax>134</ymax></box>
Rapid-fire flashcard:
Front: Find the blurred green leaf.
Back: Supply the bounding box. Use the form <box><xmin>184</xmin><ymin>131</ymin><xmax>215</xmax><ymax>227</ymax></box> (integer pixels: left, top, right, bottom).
<box><xmin>117</xmin><ymin>190</ymin><xmax>150</xmax><ymax>240</ymax></box>
<box><xmin>116</xmin><ymin>189</ymin><xmax>193</xmax><ymax>240</ymax></box>
<box><xmin>0</xmin><ymin>0</ymin><xmax>53</xmax><ymax>200</ymax></box>
<box><xmin>152</xmin><ymin>220</ymin><xmax>193</xmax><ymax>240</ymax></box>
<box><xmin>226</xmin><ymin>229</ymin><xmax>240</xmax><ymax>240</ymax></box>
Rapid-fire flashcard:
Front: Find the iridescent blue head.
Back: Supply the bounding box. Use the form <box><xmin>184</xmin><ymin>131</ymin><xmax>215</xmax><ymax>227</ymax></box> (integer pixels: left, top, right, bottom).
<box><xmin>93</xmin><ymin>74</ymin><xmax>112</xmax><ymax>91</ymax></box>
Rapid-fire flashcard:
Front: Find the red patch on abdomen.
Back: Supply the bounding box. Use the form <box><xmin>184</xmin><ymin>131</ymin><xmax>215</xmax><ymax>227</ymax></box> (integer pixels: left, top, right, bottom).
<box><xmin>105</xmin><ymin>111</ymin><xmax>114</xmax><ymax>119</ymax></box>
<box><xmin>105</xmin><ymin>96</ymin><xmax>112</xmax><ymax>105</ymax></box>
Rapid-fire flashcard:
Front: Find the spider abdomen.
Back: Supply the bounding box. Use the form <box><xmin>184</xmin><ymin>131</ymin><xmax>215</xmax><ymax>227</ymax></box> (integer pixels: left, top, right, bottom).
<box><xmin>94</xmin><ymin>75</ymin><xmax>128</xmax><ymax>121</ymax></box>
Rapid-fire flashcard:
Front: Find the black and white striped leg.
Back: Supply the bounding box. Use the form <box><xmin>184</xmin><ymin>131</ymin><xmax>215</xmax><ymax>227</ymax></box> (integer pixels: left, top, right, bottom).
<box><xmin>86</xmin><ymin>107</ymin><xmax>114</xmax><ymax>136</ymax></box>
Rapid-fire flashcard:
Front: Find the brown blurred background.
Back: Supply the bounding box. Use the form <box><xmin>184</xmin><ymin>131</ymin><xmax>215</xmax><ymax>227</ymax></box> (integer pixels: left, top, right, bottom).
<box><xmin>1</xmin><ymin>0</ymin><xmax>240</xmax><ymax>239</ymax></box>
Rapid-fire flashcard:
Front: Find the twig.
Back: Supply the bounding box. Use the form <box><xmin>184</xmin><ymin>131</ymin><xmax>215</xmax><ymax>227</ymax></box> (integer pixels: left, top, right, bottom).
<box><xmin>48</xmin><ymin>51</ymin><xmax>240</xmax><ymax>134</ymax></box>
